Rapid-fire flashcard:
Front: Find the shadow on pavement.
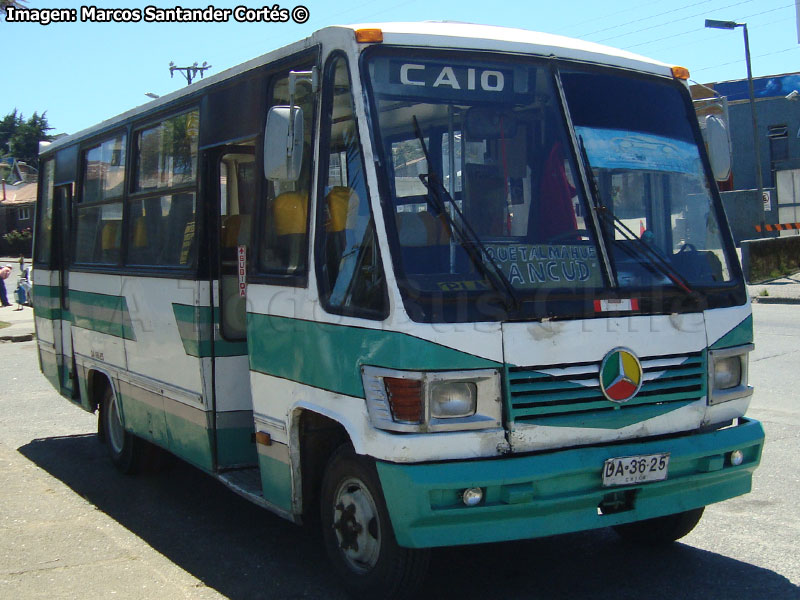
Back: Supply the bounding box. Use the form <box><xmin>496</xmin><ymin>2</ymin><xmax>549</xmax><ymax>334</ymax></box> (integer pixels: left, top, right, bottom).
<box><xmin>19</xmin><ymin>434</ymin><xmax>799</xmax><ymax>600</ymax></box>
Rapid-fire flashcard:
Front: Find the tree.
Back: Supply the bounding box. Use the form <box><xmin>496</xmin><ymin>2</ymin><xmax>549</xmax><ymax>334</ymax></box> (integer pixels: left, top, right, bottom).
<box><xmin>0</xmin><ymin>110</ymin><xmax>53</xmax><ymax>165</ymax></box>
<box><xmin>0</xmin><ymin>109</ymin><xmax>23</xmax><ymax>156</ymax></box>
<box><xmin>0</xmin><ymin>1</ymin><xmax>29</xmax><ymax>15</ymax></box>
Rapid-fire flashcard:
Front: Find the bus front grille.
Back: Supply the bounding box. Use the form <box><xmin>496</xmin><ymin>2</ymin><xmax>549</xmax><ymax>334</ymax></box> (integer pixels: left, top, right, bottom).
<box><xmin>506</xmin><ymin>351</ymin><xmax>706</xmax><ymax>427</ymax></box>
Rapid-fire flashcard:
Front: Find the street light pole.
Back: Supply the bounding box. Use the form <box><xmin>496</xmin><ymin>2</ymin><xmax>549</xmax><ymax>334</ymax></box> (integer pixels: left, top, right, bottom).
<box><xmin>740</xmin><ymin>24</ymin><xmax>765</xmax><ymax>212</ymax></box>
<box><xmin>705</xmin><ymin>19</ymin><xmax>765</xmax><ymax>230</ymax></box>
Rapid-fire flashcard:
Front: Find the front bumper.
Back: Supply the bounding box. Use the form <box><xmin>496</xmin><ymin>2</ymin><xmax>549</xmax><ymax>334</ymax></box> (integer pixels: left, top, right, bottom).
<box><xmin>376</xmin><ymin>418</ymin><xmax>764</xmax><ymax>548</ymax></box>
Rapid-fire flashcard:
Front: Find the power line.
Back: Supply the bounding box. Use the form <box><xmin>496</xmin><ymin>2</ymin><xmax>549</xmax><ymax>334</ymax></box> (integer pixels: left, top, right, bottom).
<box><xmin>561</xmin><ymin>0</ymin><xmax>666</xmax><ymax>33</ymax></box>
<box><xmin>693</xmin><ymin>45</ymin><xmax>800</xmax><ymax>73</ymax></box>
<box><xmin>622</xmin><ymin>5</ymin><xmax>793</xmax><ymax>51</ymax></box>
<box><xmin>623</xmin><ymin>26</ymin><xmax>706</xmax><ymax>50</ymax></box>
<box><xmin>593</xmin><ymin>0</ymin><xmax>758</xmax><ymax>43</ymax></box>
<box><xmin>577</xmin><ymin>0</ymin><xmax>715</xmax><ymax>39</ymax></box>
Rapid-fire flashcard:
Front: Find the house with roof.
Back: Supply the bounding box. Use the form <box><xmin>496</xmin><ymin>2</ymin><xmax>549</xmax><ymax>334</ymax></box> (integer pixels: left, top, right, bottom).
<box><xmin>0</xmin><ymin>158</ymin><xmax>37</xmax><ymax>254</ymax></box>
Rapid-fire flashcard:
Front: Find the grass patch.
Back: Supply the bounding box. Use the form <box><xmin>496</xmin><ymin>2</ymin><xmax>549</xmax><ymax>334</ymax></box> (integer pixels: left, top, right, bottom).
<box><xmin>0</xmin><ymin>321</ymin><xmax>10</xmax><ymax>330</ymax></box>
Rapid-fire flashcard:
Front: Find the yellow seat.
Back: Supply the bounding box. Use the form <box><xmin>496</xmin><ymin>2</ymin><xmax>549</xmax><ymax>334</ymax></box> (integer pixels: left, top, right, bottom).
<box><xmin>326</xmin><ymin>186</ymin><xmax>357</xmax><ymax>232</ymax></box>
<box><xmin>132</xmin><ymin>217</ymin><xmax>148</xmax><ymax>247</ymax></box>
<box><xmin>101</xmin><ymin>221</ymin><xmax>120</xmax><ymax>250</ymax></box>
<box><xmin>222</xmin><ymin>215</ymin><xmax>241</xmax><ymax>248</ymax></box>
<box><xmin>273</xmin><ymin>192</ymin><xmax>308</xmax><ymax>235</ymax></box>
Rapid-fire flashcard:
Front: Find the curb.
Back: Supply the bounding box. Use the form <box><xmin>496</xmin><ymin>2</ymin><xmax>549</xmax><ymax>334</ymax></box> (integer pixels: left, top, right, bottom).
<box><xmin>0</xmin><ymin>333</ymin><xmax>35</xmax><ymax>343</ymax></box>
<box><xmin>751</xmin><ymin>297</ymin><xmax>800</xmax><ymax>305</ymax></box>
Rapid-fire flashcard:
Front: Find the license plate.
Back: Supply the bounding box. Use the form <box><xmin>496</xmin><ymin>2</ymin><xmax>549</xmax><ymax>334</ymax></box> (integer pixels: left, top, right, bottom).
<box><xmin>602</xmin><ymin>453</ymin><xmax>670</xmax><ymax>487</ymax></box>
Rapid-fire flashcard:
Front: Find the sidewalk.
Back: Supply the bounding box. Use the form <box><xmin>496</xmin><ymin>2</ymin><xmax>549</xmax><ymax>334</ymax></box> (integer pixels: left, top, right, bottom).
<box><xmin>0</xmin><ymin>304</ymin><xmax>34</xmax><ymax>342</ymax></box>
<box><xmin>0</xmin><ymin>257</ymin><xmax>34</xmax><ymax>342</ymax></box>
<box><xmin>747</xmin><ymin>272</ymin><xmax>800</xmax><ymax>304</ymax></box>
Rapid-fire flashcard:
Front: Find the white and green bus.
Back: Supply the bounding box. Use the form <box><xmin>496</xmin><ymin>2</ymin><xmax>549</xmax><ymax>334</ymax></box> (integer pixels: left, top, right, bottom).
<box><xmin>34</xmin><ymin>22</ymin><xmax>764</xmax><ymax>599</ymax></box>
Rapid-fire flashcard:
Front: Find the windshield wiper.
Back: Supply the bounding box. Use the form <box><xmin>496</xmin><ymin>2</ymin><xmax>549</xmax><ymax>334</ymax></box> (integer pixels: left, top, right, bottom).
<box><xmin>411</xmin><ymin>116</ymin><xmax>520</xmax><ymax>312</ymax></box>
<box><xmin>577</xmin><ymin>136</ymin><xmax>697</xmax><ymax>298</ymax></box>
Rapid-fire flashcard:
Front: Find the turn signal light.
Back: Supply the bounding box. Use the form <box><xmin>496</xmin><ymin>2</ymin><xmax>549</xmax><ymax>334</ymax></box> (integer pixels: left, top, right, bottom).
<box><xmin>355</xmin><ymin>28</ymin><xmax>384</xmax><ymax>43</ymax></box>
<box><xmin>384</xmin><ymin>377</ymin><xmax>423</xmax><ymax>423</ymax></box>
<box><xmin>672</xmin><ymin>66</ymin><xmax>690</xmax><ymax>80</ymax></box>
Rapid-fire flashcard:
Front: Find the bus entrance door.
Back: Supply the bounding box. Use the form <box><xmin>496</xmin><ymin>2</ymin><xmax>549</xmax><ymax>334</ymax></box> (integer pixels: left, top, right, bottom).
<box><xmin>212</xmin><ymin>146</ymin><xmax>258</xmax><ymax>469</ymax></box>
<box><xmin>55</xmin><ymin>184</ymin><xmax>78</xmax><ymax>399</ymax></box>
<box><xmin>36</xmin><ymin>183</ymin><xmax>78</xmax><ymax>400</ymax></box>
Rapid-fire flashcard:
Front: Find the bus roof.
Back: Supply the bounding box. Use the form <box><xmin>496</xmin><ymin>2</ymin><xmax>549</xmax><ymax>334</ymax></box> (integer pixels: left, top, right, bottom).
<box><xmin>41</xmin><ymin>22</ymin><xmax>675</xmax><ymax>157</ymax></box>
<box><xmin>344</xmin><ymin>21</ymin><xmax>673</xmax><ymax>75</ymax></box>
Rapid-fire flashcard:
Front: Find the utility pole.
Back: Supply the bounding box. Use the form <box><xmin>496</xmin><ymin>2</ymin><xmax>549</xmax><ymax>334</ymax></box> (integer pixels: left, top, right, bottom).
<box><xmin>169</xmin><ymin>61</ymin><xmax>212</xmax><ymax>85</ymax></box>
<box><xmin>705</xmin><ymin>19</ymin><xmax>765</xmax><ymax>231</ymax></box>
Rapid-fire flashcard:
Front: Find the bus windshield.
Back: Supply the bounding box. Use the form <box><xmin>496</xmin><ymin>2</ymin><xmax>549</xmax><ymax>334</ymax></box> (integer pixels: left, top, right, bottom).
<box><xmin>365</xmin><ymin>50</ymin><xmax>739</xmax><ymax>321</ymax></box>
<box><xmin>560</xmin><ymin>69</ymin><xmax>734</xmax><ymax>289</ymax></box>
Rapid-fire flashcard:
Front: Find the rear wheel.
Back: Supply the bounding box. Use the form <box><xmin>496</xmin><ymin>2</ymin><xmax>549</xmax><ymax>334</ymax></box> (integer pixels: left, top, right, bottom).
<box><xmin>99</xmin><ymin>384</ymin><xmax>143</xmax><ymax>474</ymax></box>
<box><xmin>613</xmin><ymin>507</ymin><xmax>705</xmax><ymax>545</ymax></box>
<box><xmin>321</xmin><ymin>446</ymin><xmax>430</xmax><ymax>600</ymax></box>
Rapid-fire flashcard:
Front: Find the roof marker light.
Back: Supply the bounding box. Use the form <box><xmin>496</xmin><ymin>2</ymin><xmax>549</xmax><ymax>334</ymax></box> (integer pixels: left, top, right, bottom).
<box><xmin>355</xmin><ymin>28</ymin><xmax>383</xmax><ymax>43</ymax></box>
<box><xmin>672</xmin><ymin>66</ymin><xmax>690</xmax><ymax>80</ymax></box>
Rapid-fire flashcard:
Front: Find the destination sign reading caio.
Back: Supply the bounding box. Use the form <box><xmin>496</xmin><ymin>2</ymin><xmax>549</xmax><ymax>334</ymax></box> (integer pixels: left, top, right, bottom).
<box><xmin>371</xmin><ymin>56</ymin><xmax>521</xmax><ymax>101</ymax></box>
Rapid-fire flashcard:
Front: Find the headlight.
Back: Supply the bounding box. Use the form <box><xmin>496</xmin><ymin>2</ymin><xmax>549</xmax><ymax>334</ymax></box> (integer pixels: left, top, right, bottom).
<box><xmin>362</xmin><ymin>367</ymin><xmax>502</xmax><ymax>433</ymax></box>
<box><xmin>713</xmin><ymin>356</ymin><xmax>742</xmax><ymax>390</ymax></box>
<box><xmin>708</xmin><ymin>344</ymin><xmax>754</xmax><ymax>405</ymax></box>
<box><xmin>430</xmin><ymin>381</ymin><xmax>477</xmax><ymax>418</ymax></box>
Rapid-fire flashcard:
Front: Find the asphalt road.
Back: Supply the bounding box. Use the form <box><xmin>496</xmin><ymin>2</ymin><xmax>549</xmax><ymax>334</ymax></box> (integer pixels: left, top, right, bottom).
<box><xmin>1</xmin><ymin>304</ymin><xmax>798</xmax><ymax>599</ymax></box>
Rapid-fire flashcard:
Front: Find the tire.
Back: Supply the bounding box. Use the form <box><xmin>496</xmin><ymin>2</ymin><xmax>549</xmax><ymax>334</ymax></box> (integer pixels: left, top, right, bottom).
<box><xmin>613</xmin><ymin>507</ymin><xmax>705</xmax><ymax>545</ymax></box>
<box><xmin>99</xmin><ymin>384</ymin><xmax>143</xmax><ymax>474</ymax></box>
<box><xmin>320</xmin><ymin>446</ymin><xmax>430</xmax><ymax>600</ymax></box>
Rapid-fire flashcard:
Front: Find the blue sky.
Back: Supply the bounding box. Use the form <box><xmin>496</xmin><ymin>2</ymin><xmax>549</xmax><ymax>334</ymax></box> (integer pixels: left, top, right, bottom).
<box><xmin>4</xmin><ymin>0</ymin><xmax>799</xmax><ymax>136</ymax></box>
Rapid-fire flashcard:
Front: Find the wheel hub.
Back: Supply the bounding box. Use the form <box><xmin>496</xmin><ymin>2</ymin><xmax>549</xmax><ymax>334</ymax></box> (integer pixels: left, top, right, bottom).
<box><xmin>332</xmin><ymin>479</ymin><xmax>380</xmax><ymax>572</ymax></box>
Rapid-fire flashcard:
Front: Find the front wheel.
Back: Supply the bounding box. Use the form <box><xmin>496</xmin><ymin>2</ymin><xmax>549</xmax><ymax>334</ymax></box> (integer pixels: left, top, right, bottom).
<box><xmin>612</xmin><ymin>507</ymin><xmax>705</xmax><ymax>545</ymax></box>
<box><xmin>320</xmin><ymin>446</ymin><xmax>430</xmax><ymax>600</ymax></box>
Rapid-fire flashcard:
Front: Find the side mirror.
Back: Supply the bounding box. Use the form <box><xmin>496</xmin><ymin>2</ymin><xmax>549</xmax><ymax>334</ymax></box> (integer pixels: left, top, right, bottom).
<box><xmin>264</xmin><ymin>105</ymin><xmax>303</xmax><ymax>181</ymax></box>
<box><xmin>704</xmin><ymin>114</ymin><xmax>731</xmax><ymax>182</ymax></box>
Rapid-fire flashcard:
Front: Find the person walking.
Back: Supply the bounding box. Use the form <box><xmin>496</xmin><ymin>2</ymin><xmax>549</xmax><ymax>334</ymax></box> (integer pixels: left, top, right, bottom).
<box><xmin>0</xmin><ymin>265</ymin><xmax>12</xmax><ymax>307</ymax></box>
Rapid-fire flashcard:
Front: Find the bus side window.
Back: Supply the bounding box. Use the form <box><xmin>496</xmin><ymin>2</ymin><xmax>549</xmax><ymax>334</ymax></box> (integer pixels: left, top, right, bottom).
<box><xmin>315</xmin><ymin>54</ymin><xmax>388</xmax><ymax>319</ymax></box>
<box><xmin>259</xmin><ymin>68</ymin><xmax>315</xmax><ymax>277</ymax></box>
<box><xmin>128</xmin><ymin>111</ymin><xmax>199</xmax><ymax>268</ymax></box>
<box><xmin>74</xmin><ymin>135</ymin><xmax>126</xmax><ymax>265</ymax></box>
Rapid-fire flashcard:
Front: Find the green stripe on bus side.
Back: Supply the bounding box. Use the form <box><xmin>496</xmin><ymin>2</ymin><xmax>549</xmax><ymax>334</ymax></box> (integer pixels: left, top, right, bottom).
<box><xmin>69</xmin><ymin>290</ymin><xmax>136</xmax><ymax>340</ymax></box>
<box><xmin>258</xmin><ymin>452</ymin><xmax>293</xmax><ymax>512</ymax></box>
<box><xmin>32</xmin><ymin>284</ymin><xmax>62</xmax><ymax>320</ymax></box>
<box><xmin>118</xmin><ymin>383</ymin><xmax>214</xmax><ymax>473</ymax></box>
<box><xmin>710</xmin><ymin>314</ymin><xmax>753</xmax><ymax>350</ymax></box>
<box><xmin>217</xmin><ymin>426</ymin><xmax>258</xmax><ymax>467</ymax></box>
<box><xmin>247</xmin><ymin>314</ymin><xmax>500</xmax><ymax>398</ymax></box>
<box><xmin>172</xmin><ymin>304</ymin><xmax>248</xmax><ymax>357</ymax></box>
<box><xmin>164</xmin><ymin>410</ymin><xmax>214</xmax><ymax>472</ymax></box>
<box><xmin>39</xmin><ymin>347</ymin><xmax>61</xmax><ymax>391</ymax></box>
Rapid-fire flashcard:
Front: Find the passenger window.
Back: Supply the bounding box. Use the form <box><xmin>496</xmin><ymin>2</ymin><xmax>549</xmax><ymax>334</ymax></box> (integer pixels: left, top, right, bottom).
<box><xmin>316</xmin><ymin>55</ymin><xmax>388</xmax><ymax>319</ymax></box>
<box><xmin>127</xmin><ymin>194</ymin><xmax>197</xmax><ymax>266</ymax></box>
<box><xmin>128</xmin><ymin>110</ymin><xmax>199</xmax><ymax>267</ymax></box>
<box><xmin>75</xmin><ymin>134</ymin><xmax>126</xmax><ymax>265</ymax></box>
<box><xmin>135</xmin><ymin>112</ymin><xmax>198</xmax><ymax>192</ymax></box>
<box><xmin>259</xmin><ymin>68</ymin><xmax>315</xmax><ymax>277</ymax></box>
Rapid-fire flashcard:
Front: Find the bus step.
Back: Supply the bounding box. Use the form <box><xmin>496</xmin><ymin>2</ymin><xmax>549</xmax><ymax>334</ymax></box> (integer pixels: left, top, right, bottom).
<box><xmin>217</xmin><ymin>467</ymin><xmax>295</xmax><ymax>520</ymax></box>
<box><xmin>218</xmin><ymin>467</ymin><xmax>263</xmax><ymax>498</ymax></box>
